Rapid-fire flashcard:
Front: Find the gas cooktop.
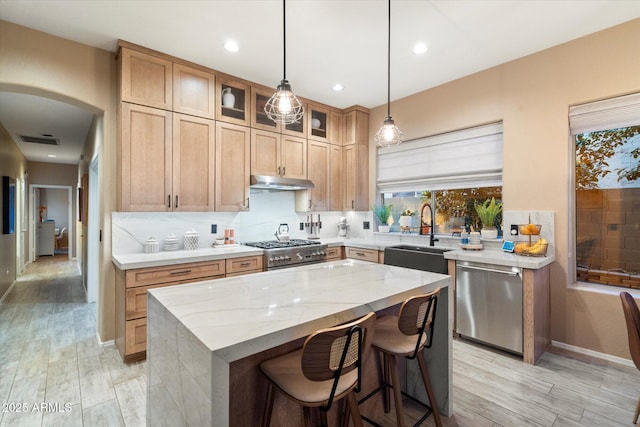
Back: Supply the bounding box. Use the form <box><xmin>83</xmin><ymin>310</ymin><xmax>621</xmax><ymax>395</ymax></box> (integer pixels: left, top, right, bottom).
<box><xmin>244</xmin><ymin>239</ymin><xmax>321</xmax><ymax>250</ymax></box>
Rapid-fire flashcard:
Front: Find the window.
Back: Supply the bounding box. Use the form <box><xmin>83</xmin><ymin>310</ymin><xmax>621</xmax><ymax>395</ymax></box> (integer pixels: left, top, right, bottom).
<box><xmin>570</xmin><ymin>92</ymin><xmax>640</xmax><ymax>288</ymax></box>
<box><xmin>376</xmin><ymin>122</ymin><xmax>503</xmax><ymax>235</ymax></box>
<box><xmin>382</xmin><ymin>187</ymin><xmax>502</xmax><ymax>234</ymax></box>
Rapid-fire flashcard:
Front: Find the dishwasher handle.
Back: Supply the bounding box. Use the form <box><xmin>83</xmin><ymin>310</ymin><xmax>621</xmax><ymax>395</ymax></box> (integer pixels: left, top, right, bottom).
<box><xmin>459</xmin><ymin>265</ymin><xmax>520</xmax><ymax>277</ymax></box>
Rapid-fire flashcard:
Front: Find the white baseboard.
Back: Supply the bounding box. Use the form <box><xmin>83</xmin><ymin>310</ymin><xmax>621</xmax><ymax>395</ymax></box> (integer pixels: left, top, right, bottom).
<box><xmin>96</xmin><ymin>333</ymin><xmax>115</xmax><ymax>348</ymax></box>
<box><xmin>552</xmin><ymin>340</ymin><xmax>635</xmax><ymax>368</ymax></box>
<box><xmin>0</xmin><ymin>280</ymin><xmax>17</xmax><ymax>304</ymax></box>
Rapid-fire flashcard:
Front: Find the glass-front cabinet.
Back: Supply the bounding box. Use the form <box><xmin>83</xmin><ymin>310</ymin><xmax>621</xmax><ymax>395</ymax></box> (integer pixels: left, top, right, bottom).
<box><xmin>216</xmin><ymin>76</ymin><xmax>250</xmax><ymax>126</ymax></box>
<box><xmin>281</xmin><ymin>98</ymin><xmax>307</xmax><ymax>137</ymax></box>
<box><xmin>307</xmin><ymin>102</ymin><xmax>329</xmax><ymax>142</ymax></box>
<box><xmin>251</xmin><ymin>86</ymin><xmax>282</xmax><ymax>132</ymax></box>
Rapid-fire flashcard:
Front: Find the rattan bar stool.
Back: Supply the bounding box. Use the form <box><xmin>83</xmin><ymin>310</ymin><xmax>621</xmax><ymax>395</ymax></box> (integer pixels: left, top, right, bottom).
<box><xmin>359</xmin><ymin>289</ymin><xmax>442</xmax><ymax>427</ymax></box>
<box><xmin>259</xmin><ymin>312</ymin><xmax>376</xmax><ymax>427</ymax></box>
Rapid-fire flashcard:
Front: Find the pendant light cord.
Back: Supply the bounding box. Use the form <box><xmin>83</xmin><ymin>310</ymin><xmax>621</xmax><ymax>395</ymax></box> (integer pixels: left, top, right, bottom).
<box><xmin>283</xmin><ymin>0</ymin><xmax>287</xmax><ymax>80</ymax></box>
<box><xmin>386</xmin><ymin>0</ymin><xmax>391</xmax><ymax>117</ymax></box>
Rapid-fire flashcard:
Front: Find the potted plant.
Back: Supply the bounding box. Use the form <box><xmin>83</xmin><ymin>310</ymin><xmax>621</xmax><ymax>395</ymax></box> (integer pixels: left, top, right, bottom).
<box><xmin>474</xmin><ymin>197</ymin><xmax>502</xmax><ymax>239</ymax></box>
<box><xmin>371</xmin><ymin>203</ymin><xmax>393</xmax><ymax>232</ymax></box>
<box><xmin>399</xmin><ymin>209</ymin><xmax>415</xmax><ymax>232</ymax></box>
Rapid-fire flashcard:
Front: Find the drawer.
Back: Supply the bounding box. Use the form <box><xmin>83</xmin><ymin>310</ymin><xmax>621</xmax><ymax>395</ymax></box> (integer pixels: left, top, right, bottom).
<box><xmin>125</xmin><ymin>260</ymin><xmax>226</xmax><ymax>288</ymax></box>
<box><xmin>125</xmin><ymin>280</ymin><xmax>216</xmax><ymax>320</ymax></box>
<box><xmin>326</xmin><ymin>246</ymin><xmax>343</xmax><ymax>260</ymax></box>
<box><xmin>345</xmin><ymin>247</ymin><xmax>379</xmax><ymax>263</ymax></box>
<box><xmin>226</xmin><ymin>256</ymin><xmax>263</xmax><ymax>275</ymax></box>
<box><xmin>125</xmin><ymin>317</ymin><xmax>147</xmax><ymax>355</ymax></box>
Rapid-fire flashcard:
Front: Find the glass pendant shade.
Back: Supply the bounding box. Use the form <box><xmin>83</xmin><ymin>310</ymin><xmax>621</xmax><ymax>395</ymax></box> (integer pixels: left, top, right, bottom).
<box><xmin>265</xmin><ymin>79</ymin><xmax>304</xmax><ymax>124</ymax></box>
<box><xmin>375</xmin><ymin>116</ymin><xmax>404</xmax><ymax>148</ymax></box>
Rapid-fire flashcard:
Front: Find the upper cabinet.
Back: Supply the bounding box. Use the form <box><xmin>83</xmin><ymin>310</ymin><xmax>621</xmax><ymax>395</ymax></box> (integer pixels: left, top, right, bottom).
<box><xmin>281</xmin><ymin>99</ymin><xmax>307</xmax><ymax>138</ymax></box>
<box><xmin>216</xmin><ymin>76</ymin><xmax>250</xmax><ymax>126</ymax></box>
<box><xmin>173</xmin><ymin>63</ymin><xmax>215</xmax><ymax>119</ymax></box>
<box><xmin>342</xmin><ymin>107</ymin><xmax>370</xmax><ymax>211</ymax></box>
<box><xmin>120</xmin><ymin>47</ymin><xmax>172</xmax><ymax>110</ymax></box>
<box><xmin>216</xmin><ymin>122</ymin><xmax>250</xmax><ymax>211</ymax></box>
<box><xmin>307</xmin><ymin>103</ymin><xmax>329</xmax><ymax>142</ymax></box>
<box><xmin>251</xmin><ymin>86</ymin><xmax>282</xmax><ymax>132</ymax></box>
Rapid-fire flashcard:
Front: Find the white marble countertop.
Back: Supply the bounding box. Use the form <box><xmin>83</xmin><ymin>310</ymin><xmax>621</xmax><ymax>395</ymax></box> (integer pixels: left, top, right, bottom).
<box><xmin>111</xmin><ymin>245</ymin><xmax>263</xmax><ymax>270</ymax></box>
<box><xmin>147</xmin><ymin>259</ymin><xmax>451</xmax><ymax>361</ymax></box>
<box><xmin>444</xmin><ymin>249</ymin><xmax>555</xmax><ymax>269</ymax></box>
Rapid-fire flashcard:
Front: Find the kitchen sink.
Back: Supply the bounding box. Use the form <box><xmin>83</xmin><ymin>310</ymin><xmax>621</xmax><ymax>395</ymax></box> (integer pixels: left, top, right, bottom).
<box><xmin>383</xmin><ymin>245</ymin><xmax>451</xmax><ymax>274</ymax></box>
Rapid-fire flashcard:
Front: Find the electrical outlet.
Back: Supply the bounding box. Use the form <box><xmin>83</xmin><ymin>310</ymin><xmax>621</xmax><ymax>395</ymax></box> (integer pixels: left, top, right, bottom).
<box><xmin>299</xmin><ymin>222</ymin><xmax>304</xmax><ymax>231</ymax></box>
<box><xmin>211</xmin><ymin>224</ymin><xmax>217</xmax><ymax>234</ymax></box>
<box><xmin>363</xmin><ymin>221</ymin><xmax>370</xmax><ymax>230</ymax></box>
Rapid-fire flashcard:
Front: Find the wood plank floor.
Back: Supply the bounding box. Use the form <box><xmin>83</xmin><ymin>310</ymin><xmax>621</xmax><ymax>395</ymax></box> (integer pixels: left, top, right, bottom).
<box><xmin>0</xmin><ymin>256</ymin><xmax>638</xmax><ymax>426</ymax></box>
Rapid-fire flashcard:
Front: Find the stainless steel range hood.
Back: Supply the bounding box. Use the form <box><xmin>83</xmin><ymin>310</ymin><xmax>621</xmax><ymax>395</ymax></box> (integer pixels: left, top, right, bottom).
<box><xmin>250</xmin><ymin>175</ymin><xmax>315</xmax><ymax>191</ymax></box>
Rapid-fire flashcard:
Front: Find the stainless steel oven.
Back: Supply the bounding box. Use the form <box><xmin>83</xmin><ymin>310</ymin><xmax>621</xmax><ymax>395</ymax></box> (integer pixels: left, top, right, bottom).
<box><xmin>243</xmin><ymin>239</ymin><xmax>328</xmax><ymax>270</ymax></box>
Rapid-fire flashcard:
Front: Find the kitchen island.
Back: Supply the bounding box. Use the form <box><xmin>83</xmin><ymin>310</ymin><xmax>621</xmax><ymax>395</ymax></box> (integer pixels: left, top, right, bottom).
<box><xmin>146</xmin><ymin>259</ymin><xmax>452</xmax><ymax>426</ymax></box>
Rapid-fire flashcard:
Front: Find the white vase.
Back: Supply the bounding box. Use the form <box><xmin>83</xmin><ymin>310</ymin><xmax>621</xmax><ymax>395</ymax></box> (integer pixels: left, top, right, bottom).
<box><xmin>378</xmin><ymin>225</ymin><xmax>390</xmax><ymax>233</ymax></box>
<box><xmin>480</xmin><ymin>226</ymin><xmax>498</xmax><ymax>239</ymax></box>
<box><xmin>399</xmin><ymin>216</ymin><xmax>412</xmax><ymax>227</ymax></box>
<box><xmin>222</xmin><ymin>88</ymin><xmax>235</xmax><ymax>108</ymax></box>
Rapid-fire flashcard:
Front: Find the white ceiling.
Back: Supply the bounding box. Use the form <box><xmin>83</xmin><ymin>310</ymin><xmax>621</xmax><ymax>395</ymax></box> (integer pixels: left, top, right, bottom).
<box><xmin>1</xmin><ymin>0</ymin><xmax>638</xmax><ymax>164</ymax></box>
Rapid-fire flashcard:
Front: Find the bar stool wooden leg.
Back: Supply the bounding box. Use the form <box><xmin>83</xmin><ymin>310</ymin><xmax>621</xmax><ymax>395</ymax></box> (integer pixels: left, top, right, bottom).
<box><xmin>388</xmin><ymin>354</ymin><xmax>406</xmax><ymax>427</ymax></box>
<box><xmin>346</xmin><ymin>392</ymin><xmax>364</xmax><ymax>427</ymax></box>
<box><xmin>383</xmin><ymin>353</ymin><xmax>392</xmax><ymax>413</ymax></box>
<box><xmin>416</xmin><ymin>353</ymin><xmax>443</xmax><ymax>427</ymax></box>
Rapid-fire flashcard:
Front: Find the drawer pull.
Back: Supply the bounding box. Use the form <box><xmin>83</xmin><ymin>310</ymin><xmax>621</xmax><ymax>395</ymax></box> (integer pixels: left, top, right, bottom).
<box><xmin>239</xmin><ymin>262</ymin><xmax>251</xmax><ymax>267</ymax></box>
<box><xmin>355</xmin><ymin>252</ymin><xmax>366</xmax><ymax>257</ymax></box>
<box><xmin>169</xmin><ymin>269</ymin><xmax>192</xmax><ymax>276</ymax></box>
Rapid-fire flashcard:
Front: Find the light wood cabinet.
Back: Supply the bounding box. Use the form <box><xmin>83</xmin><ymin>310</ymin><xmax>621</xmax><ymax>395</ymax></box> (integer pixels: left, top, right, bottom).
<box><xmin>252</xmin><ymin>130</ymin><xmax>307</xmax><ymax>180</ymax></box>
<box><xmin>172</xmin><ymin>114</ymin><xmax>215</xmax><ymax>211</ymax></box>
<box><xmin>119</xmin><ymin>103</ymin><xmax>172</xmax><ymax>211</ymax></box>
<box><xmin>251</xmin><ymin>86</ymin><xmax>281</xmax><ymax>132</ymax></box>
<box><xmin>282</xmin><ymin>100</ymin><xmax>307</xmax><ymax>137</ymax></box>
<box><xmin>173</xmin><ymin>63</ymin><xmax>215</xmax><ymax>119</ymax></box>
<box><xmin>115</xmin><ymin>260</ymin><xmax>226</xmax><ymax>362</ymax></box>
<box><xmin>345</xmin><ymin>247</ymin><xmax>379</xmax><ymax>263</ymax></box>
<box><xmin>307</xmin><ymin>102</ymin><xmax>330</xmax><ymax>142</ymax></box>
<box><xmin>119</xmin><ymin>104</ymin><xmax>215</xmax><ymax>212</ymax></box>
<box><xmin>329</xmin><ymin>144</ymin><xmax>343</xmax><ymax>211</ymax></box>
<box><xmin>298</xmin><ymin>140</ymin><xmax>330</xmax><ymax>211</ymax></box>
<box><xmin>216</xmin><ymin>76</ymin><xmax>250</xmax><ymax>126</ymax></box>
<box><xmin>280</xmin><ymin>135</ymin><xmax>307</xmax><ymax>179</ymax></box>
<box><xmin>216</xmin><ymin>122</ymin><xmax>250</xmax><ymax>211</ymax></box>
<box><xmin>342</xmin><ymin>107</ymin><xmax>369</xmax><ymax>211</ymax></box>
<box><xmin>120</xmin><ymin>47</ymin><xmax>172</xmax><ymax>110</ymax></box>
<box><xmin>226</xmin><ymin>256</ymin><xmax>264</xmax><ymax>276</ymax></box>
<box><xmin>326</xmin><ymin>246</ymin><xmax>344</xmax><ymax>261</ymax></box>
<box><xmin>329</xmin><ymin>110</ymin><xmax>343</xmax><ymax>145</ymax></box>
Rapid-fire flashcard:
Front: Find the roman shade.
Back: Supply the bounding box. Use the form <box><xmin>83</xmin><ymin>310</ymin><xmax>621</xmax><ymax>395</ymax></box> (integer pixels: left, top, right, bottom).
<box><xmin>377</xmin><ymin>122</ymin><xmax>503</xmax><ymax>193</ymax></box>
<box><xmin>569</xmin><ymin>92</ymin><xmax>640</xmax><ymax>135</ymax></box>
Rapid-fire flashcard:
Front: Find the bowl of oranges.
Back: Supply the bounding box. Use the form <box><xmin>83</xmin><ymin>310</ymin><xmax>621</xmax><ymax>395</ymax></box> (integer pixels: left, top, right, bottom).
<box><xmin>518</xmin><ymin>223</ymin><xmax>542</xmax><ymax>235</ymax></box>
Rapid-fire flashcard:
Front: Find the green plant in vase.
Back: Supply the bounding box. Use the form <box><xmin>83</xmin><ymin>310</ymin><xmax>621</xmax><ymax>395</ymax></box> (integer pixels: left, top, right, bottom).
<box><xmin>371</xmin><ymin>204</ymin><xmax>393</xmax><ymax>232</ymax></box>
<box><xmin>474</xmin><ymin>197</ymin><xmax>502</xmax><ymax>238</ymax></box>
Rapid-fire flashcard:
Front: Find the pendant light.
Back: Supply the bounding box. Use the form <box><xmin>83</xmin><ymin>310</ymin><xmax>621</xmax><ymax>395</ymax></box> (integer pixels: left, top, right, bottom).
<box><xmin>265</xmin><ymin>0</ymin><xmax>304</xmax><ymax>125</ymax></box>
<box><xmin>375</xmin><ymin>0</ymin><xmax>404</xmax><ymax>148</ymax></box>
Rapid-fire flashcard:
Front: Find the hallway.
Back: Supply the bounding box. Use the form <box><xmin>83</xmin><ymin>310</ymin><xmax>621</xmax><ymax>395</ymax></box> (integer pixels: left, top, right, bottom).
<box><xmin>0</xmin><ymin>256</ymin><xmax>145</xmax><ymax>426</ymax></box>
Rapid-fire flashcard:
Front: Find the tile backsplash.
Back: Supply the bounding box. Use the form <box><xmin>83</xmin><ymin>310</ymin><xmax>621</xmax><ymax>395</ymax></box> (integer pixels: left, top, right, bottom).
<box><xmin>112</xmin><ymin>189</ymin><xmax>373</xmax><ymax>254</ymax></box>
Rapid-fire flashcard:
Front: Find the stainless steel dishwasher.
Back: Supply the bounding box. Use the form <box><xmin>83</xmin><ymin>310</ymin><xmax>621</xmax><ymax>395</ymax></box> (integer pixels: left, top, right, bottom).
<box><xmin>456</xmin><ymin>261</ymin><xmax>523</xmax><ymax>354</ymax></box>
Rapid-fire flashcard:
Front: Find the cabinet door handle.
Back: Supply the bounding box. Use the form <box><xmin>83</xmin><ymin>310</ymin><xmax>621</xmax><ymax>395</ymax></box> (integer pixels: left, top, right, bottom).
<box><xmin>282</xmin><ymin>166</ymin><xmax>286</xmax><ymax>176</ymax></box>
<box><xmin>351</xmin><ymin>200</ymin><xmax>355</xmax><ymax>209</ymax></box>
<box><xmin>245</xmin><ymin>197</ymin><xmax>250</xmax><ymax>209</ymax></box>
<box><xmin>239</xmin><ymin>262</ymin><xmax>251</xmax><ymax>267</ymax></box>
<box><xmin>167</xmin><ymin>195</ymin><xmax>171</xmax><ymax>208</ymax></box>
<box><xmin>308</xmin><ymin>199</ymin><xmax>312</xmax><ymax>209</ymax></box>
<box><xmin>277</xmin><ymin>166</ymin><xmax>281</xmax><ymax>176</ymax></box>
<box><xmin>169</xmin><ymin>269</ymin><xmax>192</xmax><ymax>276</ymax></box>
<box><xmin>175</xmin><ymin>195</ymin><xmax>179</xmax><ymax>209</ymax></box>
<box><xmin>460</xmin><ymin>265</ymin><xmax>520</xmax><ymax>276</ymax></box>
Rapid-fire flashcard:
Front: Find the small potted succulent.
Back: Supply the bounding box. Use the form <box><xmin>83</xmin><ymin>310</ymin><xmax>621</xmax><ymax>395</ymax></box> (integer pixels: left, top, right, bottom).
<box><xmin>474</xmin><ymin>197</ymin><xmax>502</xmax><ymax>239</ymax></box>
<box><xmin>399</xmin><ymin>209</ymin><xmax>415</xmax><ymax>232</ymax></box>
<box><xmin>371</xmin><ymin>203</ymin><xmax>393</xmax><ymax>232</ymax></box>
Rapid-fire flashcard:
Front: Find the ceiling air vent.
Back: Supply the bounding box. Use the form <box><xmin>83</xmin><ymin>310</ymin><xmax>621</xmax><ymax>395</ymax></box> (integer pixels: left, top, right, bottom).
<box><xmin>19</xmin><ymin>135</ymin><xmax>60</xmax><ymax>145</ymax></box>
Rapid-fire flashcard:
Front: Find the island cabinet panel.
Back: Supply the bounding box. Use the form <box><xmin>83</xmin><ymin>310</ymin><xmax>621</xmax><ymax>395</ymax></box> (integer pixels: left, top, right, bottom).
<box><xmin>345</xmin><ymin>247</ymin><xmax>379</xmax><ymax>263</ymax></box>
<box><xmin>120</xmin><ymin>47</ymin><xmax>172</xmax><ymax>110</ymax></box>
<box><xmin>215</xmin><ymin>122</ymin><xmax>251</xmax><ymax>211</ymax></box>
<box><xmin>172</xmin><ymin>63</ymin><xmax>215</xmax><ymax>119</ymax></box>
<box><xmin>225</xmin><ymin>256</ymin><xmax>263</xmax><ymax>276</ymax></box>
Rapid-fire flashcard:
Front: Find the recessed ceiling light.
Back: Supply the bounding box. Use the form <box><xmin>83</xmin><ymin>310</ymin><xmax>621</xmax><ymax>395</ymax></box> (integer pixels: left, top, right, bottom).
<box><xmin>332</xmin><ymin>83</ymin><xmax>344</xmax><ymax>91</ymax></box>
<box><xmin>412</xmin><ymin>43</ymin><xmax>428</xmax><ymax>55</ymax></box>
<box><xmin>224</xmin><ymin>40</ymin><xmax>239</xmax><ymax>52</ymax></box>
<box><xmin>47</xmin><ymin>154</ymin><xmax>56</xmax><ymax>158</ymax></box>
